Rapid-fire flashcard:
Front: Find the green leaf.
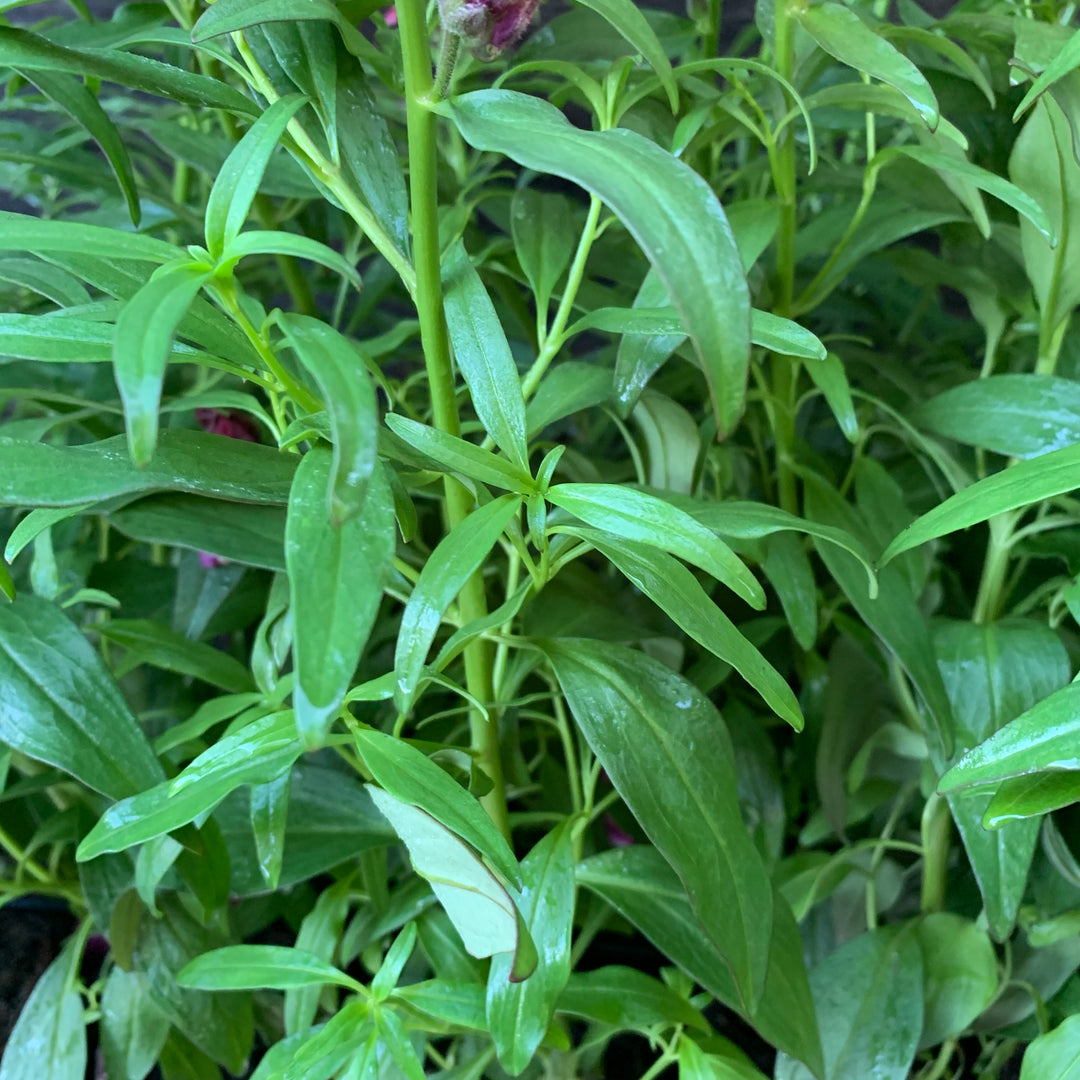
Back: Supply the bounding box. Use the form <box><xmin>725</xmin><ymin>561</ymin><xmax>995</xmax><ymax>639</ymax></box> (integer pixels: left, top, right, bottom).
<box><xmin>367</xmin><ymin>786</ymin><xmax>533</xmax><ymax>969</ymax></box>
<box><xmin>178</xmin><ymin>946</ymin><xmax>362</xmax><ymax>992</ymax></box>
<box><xmin>0</xmin><ymin>595</ymin><xmax>164</xmax><ymax>799</ymax></box>
<box><xmin>251</xmin><ymin>768</ymin><xmax>290</xmax><ymax>888</ymax></box>
<box><xmin>882</xmin><ymin>145</ymin><xmax>1054</xmax><ymax>243</ymax></box>
<box><xmin>0</xmin><ymin>26</ymin><xmax>257</xmax><ymax>115</ymax></box>
<box><xmin>881</xmin><ymin>442</ymin><xmax>1080</xmax><ymax>565</ymax></box>
<box><xmin>352</xmin><ymin>728</ymin><xmax>521</xmax><ymax>888</ymax></box>
<box><xmin>487</xmin><ymin>822</ymin><xmax>575</xmax><ymax>1073</ymax></box>
<box><xmin>287</xmin><ymin>450</ymin><xmax>394</xmax><ymax>744</ymax></box>
<box><xmin>762</xmin><ymin>531</ymin><xmax>817</xmax><ymax>650</ymax></box>
<box><xmin>751</xmin><ymin>310</ymin><xmax>827</xmax><ymax>360</ymax></box>
<box><xmin>561</xmin><ymin>532</ymin><xmax>803</xmax><ymax>729</ymax></box>
<box><xmin>371</xmin><ymin>922</ymin><xmax>417</xmax><ymax>1000</ymax></box>
<box><xmin>679</xmin><ymin>1039</ymin><xmax>767</xmax><ymax>1080</ymax></box>
<box><xmin>0</xmin><ymin>560</ymin><xmax>13</xmax><ymax>603</ymax></box>
<box><xmin>0</xmin><ymin>930</ymin><xmax>86</xmax><ymax>1080</ymax></box>
<box><xmin>511</xmin><ymin>188</ymin><xmax>575</xmax><ymax>318</ymax></box>
<box><xmin>613</xmin><ymin>268</ymin><xmax>688</xmax><ymax>409</ymax></box>
<box><xmin>1009</xmin><ymin>99</ymin><xmax>1080</xmax><ymax>335</ymax></box>
<box><xmin>393</xmin><ymin>493</ymin><xmax>523</xmax><ymax>710</ymax></box>
<box><xmin>442</xmin><ymin>90</ymin><xmax>750</xmax><ymax>436</ymax></box>
<box><xmin>803</xmin><ymin>475</ymin><xmax>952</xmax><ymax>754</ymax></box>
<box><xmin>0</xmin><ymin>256</ymin><xmax>90</xmax><ymax>307</ymax></box>
<box><xmin>443</xmin><ymin>241</ymin><xmax>529</xmax><ymax>472</ymax></box>
<box><xmin>393</xmin><ymin>980</ymin><xmax>487</xmax><ymax>1030</ymax></box>
<box><xmin>220</xmin><ymin>230</ymin><xmax>361</xmax><ymax>288</ymax></box>
<box><xmin>795</xmin><ymin>2</ymin><xmax>938</xmax><ymax>127</ymax></box>
<box><xmin>915</xmin><ymin>374</ymin><xmax>1080</xmax><ymax>460</ymax></box>
<box><xmin>556</xmin><ymin>967</ymin><xmax>707</xmax><ymax>1033</ymax></box>
<box><xmin>276</xmin><ymin>316</ymin><xmax>376</xmax><ymax>522</ymax></box>
<box><xmin>114</xmin><ymin>260</ymin><xmax>214</xmax><ymax>466</ymax></box>
<box><xmin>0</xmin><ymin>211</ymin><xmax>180</xmax><ymax>264</ymax></box>
<box><xmin>282</xmin><ymin>1000</ymin><xmax>369</xmax><ymax>1080</ymax></box>
<box><xmin>914</xmin><ymin>913</ymin><xmax>997</xmax><ymax>1050</ymax></box>
<box><xmin>1014</xmin><ymin>27</ymin><xmax>1080</xmax><ymax>121</ymax></box>
<box><xmin>1020</xmin><ymin>1014</ymin><xmax>1080</xmax><ymax>1079</ymax></box>
<box><xmin>204</xmin><ymin>96</ymin><xmax>307</xmax><ymax>259</ymax></box>
<box><xmin>99</xmin><ymin>618</ymin><xmax>255</xmax><ymax>693</ymax></box>
<box><xmin>577</xmin><ymin>847</ymin><xmax>822</xmax><ymax>1074</ymax></box>
<box><xmin>984</xmin><ymin>772</ymin><xmax>1080</xmax><ymax>827</ymax></box>
<box><xmin>527</xmin><ymin>361</ymin><xmax>613</xmax><ymax>436</ymax></box>
<box><xmin>18</xmin><ymin>69</ymin><xmax>140</xmax><ymax>226</ymax></box>
<box><xmin>933</xmin><ymin>619</ymin><xmax>1070</xmax><ymax>939</ymax></box>
<box><xmin>573</xmin><ymin>0</ymin><xmax>678</xmax><ymax>110</ymax></box>
<box><xmin>384</xmin><ymin>414</ymin><xmax>534</xmax><ymax>493</ymax></box>
<box><xmin>630</xmin><ymin>391</ymin><xmax>699</xmax><ymax>493</ymax></box>
<box><xmin>939</xmin><ymin>681</ymin><xmax>1080</xmax><ymax>792</ymax></box>
<box><xmin>547</xmin><ymin>483</ymin><xmax>764</xmax><ymax>607</ymax></box>
<box><xmin>775</xmin><ymin>928</ymin><xmax>923</xmax><ymax>1080</ymax></box>
<box><xmin>546</xmin><ymin>640</ymin><xmax>773</xmax><ymax>1009</ymax></box>
<box><xmin>111</xmin><ymin>495</ymin><xmax>286</xmax><ymax>571</ymax></box>
<box><xmin>77</xmin><ymin>712</ymin><xmax>301</xmax><ymax>860</ymax></box>
<box><xmin>805</xmin><ymin>353</ymin><xmax>858</xmax><ymax>442</ymax></box>
<box><xmin>100</xmin><ymin>968</ymin><xmax>170</xmax><ymax>1080</ymax></box>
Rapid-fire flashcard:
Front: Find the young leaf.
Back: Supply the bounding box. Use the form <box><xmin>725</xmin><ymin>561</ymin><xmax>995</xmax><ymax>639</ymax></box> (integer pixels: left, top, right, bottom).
<box><xmin>0</xmin><ymin>595</ymin><xmax>164</xmax><ymax>799</ymax></box>
<box><xmin>221</xmin><ymin>231</ymin><xmax>361</xmax><ymax>290</ymax></box>
<box><xmin>286</xmin><ymin>452</ymin><xmax>395</xmax><ymax>745</ymax></box>
<box><xmin>577</xmin><ymin>847</ymin><xmax>823</xmax><ymax>1075</ymax></box>
<box><xmin>487</xmin><ymin>822</ymin><xmax>575</xmax><ymax>1073</ymax></box>
<box><xmin>384</xmin><ymin>414</ymin><xmax>534</xmax><ymax>493</ymax></box>
<box><xmin>352</xmin><ymin>728</ymin><xmax>521</xmax><ymax>888</ymax></box>
<box><xmin>370</xmin><ymin>922</ymin><xmax>418</xmax><ymax>1001</ymax></box>
<box><xmin>178</xmin><ymin>946</ymin><xmax>362</xmax><ymax>992</ymax></box>
<box><xmin>0</xmin><ymin>931</ymin><xmax>87</xmax><ymax>1080</ymax></box>
<box><xmin>441</xmin><ymin>90</ymin><xmax>751</xmax><ymax>436</ymax></box>
<box><xmin>393</xmin><ymin>493</ymin><xmax>523</xmax><ymax>710</ymax></box>
<box><xmin>795</xmin><ymin>2</ymin><xmax>938</xmax><ymax>127</ymax></box>
<box><xmin>204</xmin><ymin>95</ymin><xmax>307</xmax><ymax>259</ymax></box>
<box><xmin>984</xmin><ymin>772</ymin><xmax>1080</xmax><ymax>827</ymax></box>
<box><xmin>114</xmin><ymin>260</ymin><xmax>214</xmax><ymax>466</ymax></box>
<box><xmin>573</xmin><ymin>0</ymin><xmax>678</xmax><ymax>110</ymax></box>
<box><xmin>511</xmin><ymin>188</ymin><xmax>576</xmax><ymax>319</ymax></box>
<box><xmin>443</xmin><ymin>241</ymin><xmax>529</xmax><ymax>472</ymax></box>
<box><xmin>276</xmin><ymin>315</ymin><xmax>376</xmax><ymax>522</ymax></box>
<box><xmin>880</xmin><ymin>442</ymin><xmax>1080</xmax><ymax>566</ymax></box>
<box><xmin>1014</xmin><ymin>27</ymin><xmax>1080</xmax><ymax>121</ymax></box>
<box><xmin>545</xmin><ymin>639</ymin><xmax>774</xmax><ymax>1009</ymax></box>
<box><xmin>546</xmin><ymin>483</ymin><xmax>765</xmax><ymax>607</ymax></box>
<box><xmin>367</xmin><ymin>786</ymin><xmax>535</xmax><ymax>973</ymax></box>
<box><xmin>561</xmin><ymin>530</ymin><xmax>803</xmax><ymax>729</ymax></box>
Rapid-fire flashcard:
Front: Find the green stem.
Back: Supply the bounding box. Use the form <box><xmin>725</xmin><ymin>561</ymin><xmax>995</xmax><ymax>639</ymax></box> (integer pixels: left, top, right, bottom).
<box><xmin>397</xmin><ymin>0</ymin><xmax>510</xmax><ymax>841</ymax></box>
<box><xmin>429</xmin><ymin>32</ymin><xmax>462</xmax><ymax>103</ymax></box>
<box><xmin>973</xmin><ymin>513</ymin><xmax>1017</xmax><ymax>625</ymax></box>
<box><xmin>918</xmin><ymin>1038</ymin><xmax>957</xmax><ymax>1080</ymax></box>
<box><xmin>770</xmin><ymin>0</ymin><xmax>799</xmax><ymax>514</ymax></box>
<box><xmin>920</xmin><ymin>792</ymin><xmax>951</xmax><ymax>914</ymax></box>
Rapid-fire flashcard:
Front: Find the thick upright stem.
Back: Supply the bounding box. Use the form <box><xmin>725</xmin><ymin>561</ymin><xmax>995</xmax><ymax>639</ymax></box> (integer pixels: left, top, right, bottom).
<box><xmin>770</xmin><ymin>0</ymin><xmax>799</xmax><ymax>514</ymax></box>
<box><xmin>397</xmin><ymin>0</ymin><xmax>510</xmax><ymax>840</ymax></box>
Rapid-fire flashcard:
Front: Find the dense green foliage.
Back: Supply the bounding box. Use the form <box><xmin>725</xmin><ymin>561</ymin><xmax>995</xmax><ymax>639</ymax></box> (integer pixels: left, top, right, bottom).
<box><xmin>2</xmin><ymin>0</ymin><xmax>1080</xmax><ymax>1076</ymax></box>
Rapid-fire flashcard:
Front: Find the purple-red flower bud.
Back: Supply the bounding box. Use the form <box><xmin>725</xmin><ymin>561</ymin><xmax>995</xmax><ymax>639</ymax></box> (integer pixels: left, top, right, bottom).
<box><xmin>439</xmin><ymin>0</ymin><xmax>542</xmax><ymax>56</ymax></box>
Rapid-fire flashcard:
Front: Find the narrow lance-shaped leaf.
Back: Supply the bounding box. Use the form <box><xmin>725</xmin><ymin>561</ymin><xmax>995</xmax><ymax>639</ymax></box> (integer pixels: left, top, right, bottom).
<box><xmin>443</xmin><ymin>241</ymin><xmax>529</xmax><ymax>472</ymax></box>
<box><xmin>178</xmin><ymin>946</ymin><xmax>363</xmax><ymax>992</ymax></box>
<box><xmin>1014</xmin><ymin>27</ymin><xmax>1080</xmax><ymax>121</ymax></box>
<box><xmin>113</xmin><ymin>260</ymin><xmax>214</xmax><ymax>466</ymax></box>
<box><xmin>204</xmin><ymin>95</ymin><xmax>307</xmax><ymax>259</ymax></box>
<box><xmin>0</xmin><ymin>210</ymin><xmax>180</xmax><ymax>263</ymax></box>
<box><xmin>18</xmin><ymin>68</ymin><xmax>141</xmax><ymax>226</ymax></box>
<box><xmin>511</xmin><ymin>188</ymin><xmax>575</xmax><ymax>318</ymax></box>
<box><xmin>352</xmin><ymin>727</ymin><xmax>522</xmax><ymax>888</ymax></box>
<box><xmin>251</xmin><ymin>768</ymin><xmax>290</xmax><ymax>889</ymax></box>
<box><xmin>545</xmin><ymin>639</ymin><xmax>774</xmax><ymax>1009</ymax></box>
<box><xmin>286</xmin><ymin>451</ymin><xmax>396</xmax><ymax>746</ymax></box>
<box><xmin>368</xmin><ymin>786</ymin><xmax>537</xmax><ymax>977</ymax></box>
<box><xmin>441</xmin><ymin>90</ymin><xmax>751</xmax><ymax>437</ymax></box>
<box><xmin>881</xmin><ymin>442</ymin><xmax>1080</xmax><ymax>565</ymax></box>
<box><xmin>275</xmin><ymin>314</ymin><xmax>375</xmax><ymax>523</ymax></box>
<box><xmin>393</xmin><ymin>494</ymin><xmax>523</xmax><ymax>711</ymax></box>
<box><xmin>219</xmin><ymin>231</ymin><xmax>361</xmax><ymax>288</ymax></box>
<box><xmin>795</xmin><ymin>2</ymin><xmax>938</xmax><ymax>128</ymax></box>
<box><xmin>546</xmin><ymin>483</ymin><xmax>765</xmax><ymax>607</ymax></box>
<box><xmin>487</xmin><ymin>822</ymin><xmax>575</xmax><ymax>1073</ymax></box>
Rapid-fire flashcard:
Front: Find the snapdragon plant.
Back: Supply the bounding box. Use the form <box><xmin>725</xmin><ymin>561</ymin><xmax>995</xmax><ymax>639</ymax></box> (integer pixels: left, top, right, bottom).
<box><xmin>3</xmin><ymin>0</ymin><xmax>1080</xmax><ymax>1076</ymax></box>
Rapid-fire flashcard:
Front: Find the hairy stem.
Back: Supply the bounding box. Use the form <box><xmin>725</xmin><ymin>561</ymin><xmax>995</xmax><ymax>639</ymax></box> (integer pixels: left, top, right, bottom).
<box><xmin>397</xmin><ymin>0</ymin><xmax>510</xmax><ymax>840</ymax></box>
